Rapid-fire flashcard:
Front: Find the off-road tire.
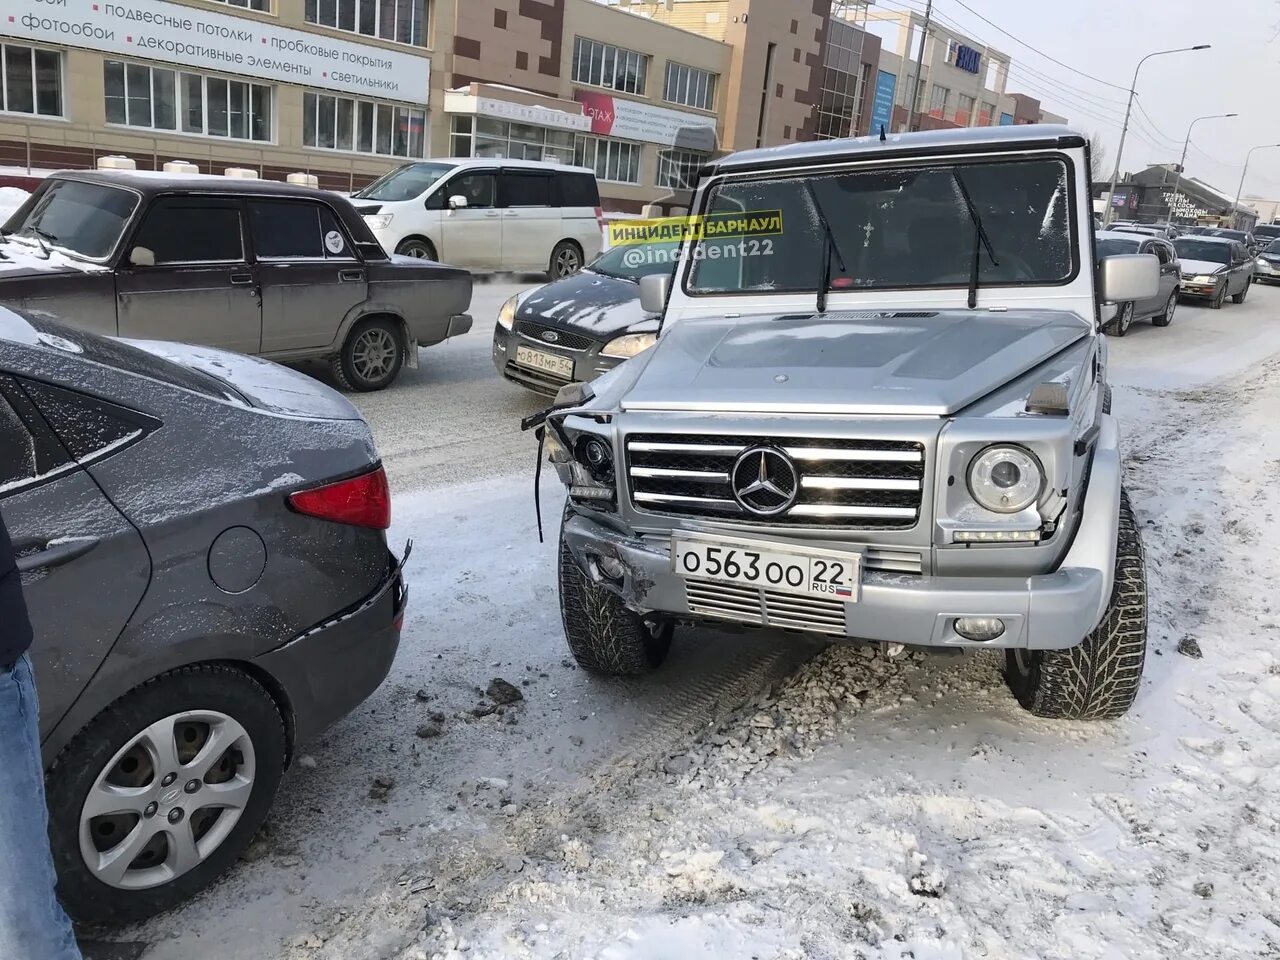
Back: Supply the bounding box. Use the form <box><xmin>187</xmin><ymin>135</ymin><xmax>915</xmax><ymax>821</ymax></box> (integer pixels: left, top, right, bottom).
<box><xmin>548</xmin><ymin>240</ymin><xmax>584</xmax><ymax>280</ymax></box>
<box><xmin>1210</xmin><ymin>282</ymin><xmax>1226</xmax><ymax>309</ymax></box>
<box><xmin>1004</xmin><ymin>488</ymin><xmax>1147</xmax><ymax>720</ymax></box>
<box><xmin>1232</xmin><ymin>278</ymin><xmax>1250</xmax><ymax>304</ymax></box>
<box><xmin>1107</xmin><ymin>302</ymin><xmax>1134</xmax><ymax>337</ymax></box>
<box><xmin>1101</xmin><ymin>383</ymin><xmax>1112</xmax><ymax>415</ymax></box>
<box><xmin>395</xmin><ymin>237</ymin><xmax>437</xmax><ymax>260</ymax></box>
<box><xmin>46</xmin><ymin>665</ymin><xmax>287</xmax><ymax>924</ymax></box>
<box><xmin>1151</xmin><ymin>291</ymin><xmax>1176</xmax><ymax>327</ymax></box>
<box><xmin>331</xmin><ymin>317</ymin><xmax>405</xmax><ymax>392</ymax></box>
<box><xmin>558</xmin><ymin>510</ymin><xmax>672</xmax><ymax>675</ymax></box>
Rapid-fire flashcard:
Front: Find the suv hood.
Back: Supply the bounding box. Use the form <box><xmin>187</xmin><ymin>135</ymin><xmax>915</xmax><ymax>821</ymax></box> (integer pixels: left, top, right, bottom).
<box><xmin>620</xmin><ymin>309</ymin><xmax>1091</xmax><ymax>417</ymax></box>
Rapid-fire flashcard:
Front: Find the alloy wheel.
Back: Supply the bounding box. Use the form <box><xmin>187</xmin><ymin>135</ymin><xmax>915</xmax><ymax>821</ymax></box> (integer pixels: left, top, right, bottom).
<box><xmin>554</xmin><ymin>247</ymin><xmax>581</xmax><ymax>277</ymax></box>
<box><xmin>352</xmin><ymin>328</ymin><xmax>398</xmax><ymax>382</ymax></box>
<box><xmin>1166</xmin><ymin>293</ymin><xmax>1177</xmax><ymax>323</ymax></box>
<box><xmin>79</xmin><ymin>711</ymin><xmax>255</xmax><ymax>890</ymax></box>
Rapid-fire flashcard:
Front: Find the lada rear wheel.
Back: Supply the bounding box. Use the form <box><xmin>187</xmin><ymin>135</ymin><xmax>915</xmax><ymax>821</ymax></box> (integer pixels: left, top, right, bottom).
<box><xmin>332</xmin><ymin>318</ymin><xmax>405</xmax><ymax>392</ymax></box>
<box><xmin>1003</xmin><ymin>488</ymin><xmax>1147</xmax><ymax>720</ymax></box>
<box><xmin>558</xmin><ymin>513</ymin><xmax>672</xmax><ymax>675</ymax></box>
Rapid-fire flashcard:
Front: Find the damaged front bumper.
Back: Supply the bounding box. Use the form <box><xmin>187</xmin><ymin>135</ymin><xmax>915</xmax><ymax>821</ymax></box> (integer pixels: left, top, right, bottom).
<box><xmin>560</xmin><ymin>420</ymin><xmax>1123</xmax><ymax>651</ymax></box>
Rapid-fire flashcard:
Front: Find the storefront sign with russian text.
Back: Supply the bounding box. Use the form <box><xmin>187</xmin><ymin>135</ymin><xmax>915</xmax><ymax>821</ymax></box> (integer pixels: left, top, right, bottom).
<box><xmin>5</xmin><ymin>0</ymin><xmax>430</xmax><ymax>102</ymax></box>
<box><xmin>575</xmin><ymin>90</ymin><xmax>716</xmax><ymax>150</ymax></box>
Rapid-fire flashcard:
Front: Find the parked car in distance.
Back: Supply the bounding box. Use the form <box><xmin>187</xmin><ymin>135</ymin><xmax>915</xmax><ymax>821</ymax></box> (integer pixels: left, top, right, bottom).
<box><xmin>1255</xmin><ymin>238</ymin><xmax>1280</xmax><ymax>284</ymax></box>
<box><xmin>1174</xmin><ymin>235</ymin><xmax>1255</xmax><ymax>307</ymax></box>
<box><xmin>1251</xmin><ymin>223</ymin><xmax>1280</xmax><ymax>246</ymax></box>
<box><xmin>543</xmin><ymin>124</ymin><xmax>1159</xmax><ymax>721</ymax></box>
<box><xmin>492</xmin><ymin>241</ymin><xmax>674</xmax><ymax>395</ymax></box>
<box><xmin>1</xmin><ymin>308</ymin><xmax>407</xmax><ymax>923</ymax></box>
<box><xmin>352</xmin><ymin>159</ymin><xmax>604</xmax><ymax>278</ymax></box>
<box><xmin>1180</xmin><ymin>225</ymin><xmax>1212</xmax><ymax>235</ymax></box>
<box><xmin>1203</xmin><ymin>227</ymin><xmax>1257</xmax><ymax>253</ymax></box>
<box><xmin>0</xmin><ymin>171</ymin><xmax>473</xmax><ymax>391</ymax></box>
<box><xmin>1095</xmin><ymin>231</ymin><xmax>1180</xmax><ymax>334</ymax></box>
<box><xmin>1110</xmin><ymin>223</ymin><xmax>1179</xmax><ymax>240</ymax></box>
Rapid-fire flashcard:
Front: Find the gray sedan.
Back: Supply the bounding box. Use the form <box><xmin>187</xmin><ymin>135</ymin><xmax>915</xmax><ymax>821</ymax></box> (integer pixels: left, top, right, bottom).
<box><xmin>1</xmin><ymin>308</ymin><xmax>407</xmax><ymax>922</ymax></box>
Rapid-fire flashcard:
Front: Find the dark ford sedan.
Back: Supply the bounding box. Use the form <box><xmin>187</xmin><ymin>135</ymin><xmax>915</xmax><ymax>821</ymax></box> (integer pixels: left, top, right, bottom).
<box><xmin>1</xmin><ymin>309</ymin><xmax>406</xmax><ymax>923</ymax></box>
<box><xmin>1</xmin><ymin>171</ymin><xmax>473</xmax><ymax>391</ymax></box>
<box><xmin>491</xmin><ymin>241</ymin><xmax>677</xmax><ymax>395</ymax></box>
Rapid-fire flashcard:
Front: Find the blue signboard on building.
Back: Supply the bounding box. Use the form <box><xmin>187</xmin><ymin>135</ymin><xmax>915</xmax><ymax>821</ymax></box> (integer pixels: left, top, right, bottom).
<box><xmin>948</xmin><ymin>41</ymin><xmax>982</xmax><ymax>74</ymax></box>
<box><xmin>999</xmin><ymin>113</ymin><xmax>1015</xmax><ymax>126</ymax></box>
<box><xmin>870</xmin><ymin>70</ymin><xmax>897</xmax><ymax>137</ymax></box>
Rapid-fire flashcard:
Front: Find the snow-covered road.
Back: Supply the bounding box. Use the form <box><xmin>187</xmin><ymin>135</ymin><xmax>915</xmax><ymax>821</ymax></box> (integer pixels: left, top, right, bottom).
<box><xmin>104</xmin><ymin>286</ymin><xmax>1280</xmax><ymax>960</ymax></box>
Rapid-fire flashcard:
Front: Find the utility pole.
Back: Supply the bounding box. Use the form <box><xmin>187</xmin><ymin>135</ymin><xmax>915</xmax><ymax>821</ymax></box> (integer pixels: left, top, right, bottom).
<box><xmin>906</xmin><ymin>0</ymin><xmax>933</xmax><ymax>134</ymax></box>
<box><xmin>1234</xmin><ymin>144</ymin><xmax>1280</xmax><ymax>228</ymax></box>
<box><xmin>1169</xmin><ymin>113</ymin><xmax>1236</xmax><ymax>224</ymax></box>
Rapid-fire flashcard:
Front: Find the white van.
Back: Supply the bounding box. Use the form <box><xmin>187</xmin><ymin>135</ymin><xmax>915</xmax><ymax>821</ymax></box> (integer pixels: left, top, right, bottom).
<box><xmin>351</xmin><ymin>158</ymin><xmax>604</xmax><ymax>278</ymax></box>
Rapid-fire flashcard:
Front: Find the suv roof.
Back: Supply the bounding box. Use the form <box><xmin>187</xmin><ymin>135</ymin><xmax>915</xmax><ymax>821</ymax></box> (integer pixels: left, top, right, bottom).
<box><xmin>710</xmin><ymin>124</ymin><xmax>1084</xmax><ymax>174</ymax></box>
<box><xmin>417</xmin><ymin>157</ymin><xmax>596</xmax><ymax>175</ymax></box>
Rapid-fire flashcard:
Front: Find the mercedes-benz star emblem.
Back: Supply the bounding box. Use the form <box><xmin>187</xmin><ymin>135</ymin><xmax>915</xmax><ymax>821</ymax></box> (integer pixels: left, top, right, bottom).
<box><xmin>542</xmin><ymin>330</ymin><xmax>560</xmax><ymax>343</ymax></box>
<box><xmin>731</xmin><ymin>447</ymin><xmax>800</xmax><ymax>516</ymax></box>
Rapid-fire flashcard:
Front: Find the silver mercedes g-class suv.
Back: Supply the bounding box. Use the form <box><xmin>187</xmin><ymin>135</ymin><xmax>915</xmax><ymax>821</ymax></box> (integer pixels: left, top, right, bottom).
<box><xmin>539</xmin><ymin>125</ymin><xmax>1158</xmax><ymax>720</ymax></box>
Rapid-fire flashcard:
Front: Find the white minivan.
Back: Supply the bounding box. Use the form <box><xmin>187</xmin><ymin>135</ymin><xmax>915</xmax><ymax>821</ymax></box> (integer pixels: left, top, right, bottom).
<box><xmin>351</xmin><ymin>158</ymin><xmax>604</xmax><ymax>278</ymax></box>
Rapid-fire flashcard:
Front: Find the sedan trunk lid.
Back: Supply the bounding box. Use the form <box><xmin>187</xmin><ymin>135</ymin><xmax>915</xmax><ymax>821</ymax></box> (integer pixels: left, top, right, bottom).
<box><xmin>620</xmin><ymin>309</ymin><xmax>1090</xmax><ymax>417</ymax></box>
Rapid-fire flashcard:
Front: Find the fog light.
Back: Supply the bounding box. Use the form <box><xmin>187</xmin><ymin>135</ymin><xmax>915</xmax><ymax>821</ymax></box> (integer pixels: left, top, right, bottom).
<box><xmin>597</xmin><ymin>555</ymin><xmax>626</xmax><ymax>579</ymax></box>
<box><xmin>954</xmin><ymin>617</ymin><xmax>1005</xmax><ymax>642</ymax></box>
<box><xmin>954</xmin><ymin>529</ymin><xmax>1041</xmax><ymax>543</ymax></box>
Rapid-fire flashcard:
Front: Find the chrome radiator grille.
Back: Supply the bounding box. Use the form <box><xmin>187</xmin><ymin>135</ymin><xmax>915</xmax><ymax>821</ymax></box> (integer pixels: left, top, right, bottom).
<box><xmin>626</xmin><ymin>434</ymin><xmax>925</xmax><ymax>528</ymax></box>
<box><xmin>685</xmin><ymin>578</ymin><xmax>847</xmax><ymax>635</ymax></box>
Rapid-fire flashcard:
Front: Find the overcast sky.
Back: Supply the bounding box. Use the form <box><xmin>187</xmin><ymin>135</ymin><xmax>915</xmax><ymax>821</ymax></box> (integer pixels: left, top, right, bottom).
<box><xmin>892</xmin><ymin>0</ymin><xmax>1280</xmax><ymax>200</ymax></box>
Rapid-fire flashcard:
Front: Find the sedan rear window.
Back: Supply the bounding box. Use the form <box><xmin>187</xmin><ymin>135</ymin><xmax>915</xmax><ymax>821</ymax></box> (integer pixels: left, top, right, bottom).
<box><xmin>1095</xmin><ymin>237</ymin><xmax>1140</xmax><ymax>258</ymax></box>
<box><xmin>6</xmin><ymin>179</ymin><xmax>137</xmax><ymax>260</ymax></box>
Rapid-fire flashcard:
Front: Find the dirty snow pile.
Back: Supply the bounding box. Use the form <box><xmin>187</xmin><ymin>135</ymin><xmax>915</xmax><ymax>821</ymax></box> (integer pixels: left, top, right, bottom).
<box><xmin>0</xmin><ymin>186</ymin><xmax>29</xmax><ymax>222</ymax></box>
<box><xmin>390</xmin><ymin>362</ymin><xmax>1280</xmax><ymax>960</ymax></box>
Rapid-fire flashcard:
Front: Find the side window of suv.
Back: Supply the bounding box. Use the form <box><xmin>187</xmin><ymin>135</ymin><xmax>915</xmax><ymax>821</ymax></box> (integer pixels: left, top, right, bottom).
<box><xmin>249</xmin><ymin>201</ymin><xmax>354</xmax><ymax>260</ymax></box>
<box><xmin>131</xmin><ymin>197</ymin><xmax>244</xmax><ymax>264</ymax></box>
<box><xmin>1150</xmin><ymin>242</ymin><xmax>1171</xmax><ymax>265</ymax></box>
<box><xmin>500</xmin><ymin>172</ymin><xmax>552</xmax><ymax>208</ymax></box>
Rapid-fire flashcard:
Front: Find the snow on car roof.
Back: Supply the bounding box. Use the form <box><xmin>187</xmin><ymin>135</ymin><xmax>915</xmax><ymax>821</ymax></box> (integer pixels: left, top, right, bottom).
<box><xmin>711</xmin><ymin>124</ymin><xmax>1085</xmax><ymax>173</ymax></box>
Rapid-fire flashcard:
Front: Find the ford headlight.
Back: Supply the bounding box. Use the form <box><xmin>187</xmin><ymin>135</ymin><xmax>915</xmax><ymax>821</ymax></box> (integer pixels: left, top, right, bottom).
<box><xmin>363</xmin><ymin>213</ymin><xmax>393</xmax><ymax>230</ymax></box>
<box><xmin>601</xmin><ymin>332</ymin><xmax>657</xmax><ymax>359</ymax></box>
<box><xmin>967</xmin><ymin>445</ymin><xmax>1043</xmax><ymax>514</ymax></box>
<box><xmin>498</xmin><ymin>295</ymin><xmax>519</xmax><ymax>331</ymax></box>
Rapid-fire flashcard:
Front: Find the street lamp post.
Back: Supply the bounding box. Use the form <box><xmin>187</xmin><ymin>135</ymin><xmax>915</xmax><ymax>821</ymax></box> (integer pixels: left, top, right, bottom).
<box><xmin>1233</xmin><ymin>144</ymin><xmax>1280</xmax><ymax>228</ymax></box>
<box><xmin>1168</xmin><ymin>112</ymin><xmax>1236</xmax><ymax>224</ymax></box>
<box><xmin>1103</xmin><ymin>44</ymin><xmax>1211</xmax><ymax>228</ymax></box>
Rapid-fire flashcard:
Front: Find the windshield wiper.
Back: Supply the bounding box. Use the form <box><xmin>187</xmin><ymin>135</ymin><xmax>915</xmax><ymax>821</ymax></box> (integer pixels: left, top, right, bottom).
<box><xmin>25</xmin><ymin>226</ymin><xmax>57</xmax><ymax>259</ymax></box>
<box><xmin>951</xmin><ymin>172</ymin><xmax>999</xmax><ymax>309</ymax></box>
<box><xmin>804</xmin><ymin>182</ymin><xmax>848</xmax><ymax>314</ymax></box>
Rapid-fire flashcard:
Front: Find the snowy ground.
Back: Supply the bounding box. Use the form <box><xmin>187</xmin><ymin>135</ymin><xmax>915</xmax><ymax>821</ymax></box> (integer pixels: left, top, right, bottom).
<box><xmin>92</xmin><ymin>288</ymin><xmax>1280</xmax><ymax>960</ymax></box>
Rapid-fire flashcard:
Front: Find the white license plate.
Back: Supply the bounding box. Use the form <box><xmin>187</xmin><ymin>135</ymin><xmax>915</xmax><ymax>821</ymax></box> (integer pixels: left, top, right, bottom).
<box><xmin>672</xmin><ymin>537</ymin><xmax>860</xmax><ymax>601</ymax></box>
<box><xmin>515</xmin><ymin>345</ymin><xmax>574</xmax><ymax>380</ymax></box>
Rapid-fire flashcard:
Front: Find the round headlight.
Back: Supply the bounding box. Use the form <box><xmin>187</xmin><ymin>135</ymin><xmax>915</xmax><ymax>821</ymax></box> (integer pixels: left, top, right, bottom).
<box><xmin>967</xmin><ymin>445</ymin><xmax>1043</xmax><ymax>514</ymax></box>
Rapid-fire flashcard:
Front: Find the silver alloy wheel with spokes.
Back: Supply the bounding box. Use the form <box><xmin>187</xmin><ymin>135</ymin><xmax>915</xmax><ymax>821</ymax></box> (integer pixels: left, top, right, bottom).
<box><xmin>79</xmin><ymin>711</ymin><xmax>255</xmax><ymax>890</ymax></box>
<box><xmin>351</xmin><ymin>327</ymin><xmax>398</xmax><ymax>383</ymax></box>
<box><xmin>1113</xmin><ymin>301</ymin><xmax>1134</xmax><ymax>336</ymax></box>
<box><xmin>397</xmin><ymin>240</ymin><xmax>434</xmax><ymax>259</ymax></box>
<box><xmin>553</xmin><ymin>244</ymin><xmax>582</xmax><ymax>277</ymax></box>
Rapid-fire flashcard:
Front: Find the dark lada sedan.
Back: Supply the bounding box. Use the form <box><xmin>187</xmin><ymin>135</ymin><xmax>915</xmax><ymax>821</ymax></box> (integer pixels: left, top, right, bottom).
<box><xmin>1</xmin><ymin>308</ymin><xmax>407</xmax><ymax>923</ymax></box>
<box><xmin>1</xmin><ymin>171</ymin><xmax>473</xmax><ymax>391</ymax></box>
<box><xmin>491</xmin><ymin>241</ymin><xmax>676</xmax><ymax>395</ymax></box>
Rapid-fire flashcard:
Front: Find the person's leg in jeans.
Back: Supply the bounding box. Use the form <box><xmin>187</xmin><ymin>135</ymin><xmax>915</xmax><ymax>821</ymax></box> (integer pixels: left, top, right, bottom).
<box><xmin>0</xmin><ymin>656</ymin><xmax>82</xmax><ymax>960</ymax></box>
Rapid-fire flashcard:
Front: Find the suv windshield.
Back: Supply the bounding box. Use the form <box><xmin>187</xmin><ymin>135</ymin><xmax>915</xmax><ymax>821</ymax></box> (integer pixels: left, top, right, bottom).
<box><xmin>589</xmin><ymin>241</ymin><xmax>681</xmax><ymax>281</ymax></box>
<box><xmin>1174</xmin><ymin>239</ymin><xmax>1231</xmax><ymax>264</ymax></box>
<box><xmin>6</xmin><ymin>179</ymin><xmax>138</xmax><ymax>259</ymax></box>
<box><xmin>1208</xmin><ymin>229</ymin><xmax>1248</xmax><ymax>243</ymax></box>
<box><xmin>1254</xmin><ymin>225</ymin><xmax>1280</xmax><ymax>240</ymax></box>
<box><xmin>685</xmin><ymin>157</ymin><xmax>1074</xmax><ymax>294</ymax></box>
<box><xmin>353</xmin><ymin>162</ymin><xmax>456</xmax><ymax>202</ymax></box>
<box><xmin>1266</xmin><ymin>239</ymin><xmax>1280</xmax><ymax>254</ymax></box>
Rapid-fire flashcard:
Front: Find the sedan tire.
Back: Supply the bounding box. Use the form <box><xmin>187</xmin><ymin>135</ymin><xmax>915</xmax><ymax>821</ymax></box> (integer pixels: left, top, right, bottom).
<box><xmin>46</xmin><ymin>665</ymin><xmax>286</xmax><ymax>924</ymax></box>
<box><xmin>332</xmin><ymin>317</ymin><xmax>405</xmax><ymax>392</ymax></box>
<box><xmin>1232</xmin><ymin>278</ymin><xmax>1250</xmax><ymax>305</ymax></box>
<box><xmin>1151</xmin><ymin>292</ymin><xmax>1176</xmax><ymax>327</ymax></box>
<box><xmin>1210</xmin><ymin>282</ymin><xmax>1227</xmax><ymax>309</ymax></box>
<box><xmin>1107</xmin><ymin>301</ymin><xmax>1134</xmax><ymax>337</ymax></box>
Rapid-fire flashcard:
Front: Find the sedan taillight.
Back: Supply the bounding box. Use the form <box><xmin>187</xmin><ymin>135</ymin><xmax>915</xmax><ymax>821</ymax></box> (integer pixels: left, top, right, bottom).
<box><xmin>288</xmin><ymin>466</ymin><xmax>391</xmax><ymax>530</ymax></box>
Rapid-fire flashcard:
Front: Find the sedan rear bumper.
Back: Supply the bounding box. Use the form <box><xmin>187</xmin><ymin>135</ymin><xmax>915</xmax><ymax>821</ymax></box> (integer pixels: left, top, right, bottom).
<box><xmin>253</xmin><ymin>545</ymin><xmax>409</xmax><ymax>748</ymax></box>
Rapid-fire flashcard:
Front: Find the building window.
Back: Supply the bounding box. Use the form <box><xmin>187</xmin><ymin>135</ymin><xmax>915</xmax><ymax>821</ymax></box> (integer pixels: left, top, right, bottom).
<box><xmin>813</xmin><ymin>20</ymin><xmax>869</xmax><ymax>141</ymax></box>
<box><xmin>211</xmin><ymin>0</ymin><xmax>271</xmax><ymax>9</ymax></box>
<box><xmin>657</xmin><ymin>148</ymin><xmax>707</xmax><ymax>190</ymax></box>
<box><xmin>304</xmin><ymin>90</ymin><xmax>424</xmax><ymax>157</ymax></box>
<box><xmin>664</xmin><ymin>62</ymin><xmax>717</xmax><ymax>112</ymax></box>
<box><xmin>448</xmin><ymin>115</ymin><xmax>575</xmax><ymax>163</ymax></box>
<box><xmin>572</xmin><ymin>37</ymin><xmax>647</xmax><ymax>95</ymax></box>
<box><xmin>574</xmin><ymin>134</ymin><xmax>641</xmax><ymax>184</ymax></box>
<box><xmin>979</xmin><ymin>101</ymin><xmax>997</xmax><ymax>126</ymax></box>
<box><xmin>0</xmin><ymin>43</ymin><xmax>63</xmax><ymax>118</ymax></box>
<box><xmin>104</xmin><ymin>61</ymin><xmax>271</xmax><ymax>141</ymax></box>
<box><xmin>955</xmin><ymin>93</ymin><xmax>975</xmax><ymax>126</ymax></box>
<box><xmin>929</xmin><ymin>85</ymin><xmax>949</xmax><ymax>116</ymax></box>
<box><xmin>304</xmin><ymin>0</ymin><xmax>427</xmax><ymax>47</ymax></box>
